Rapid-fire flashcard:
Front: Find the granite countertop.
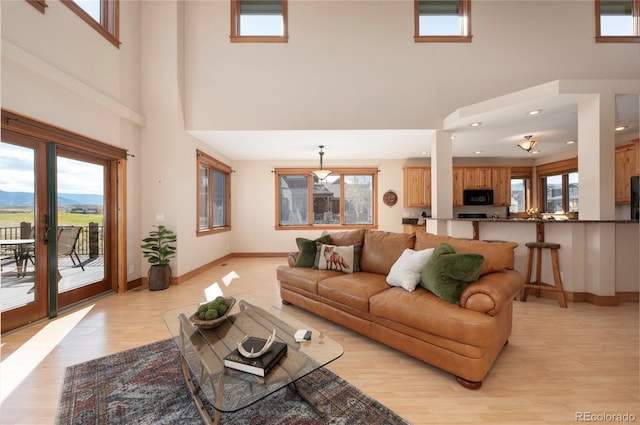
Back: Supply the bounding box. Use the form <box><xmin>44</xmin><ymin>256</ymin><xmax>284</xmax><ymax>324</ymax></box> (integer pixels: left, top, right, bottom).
<box><xmin>435</xmin><ymin>218</ymin><xmax>639</xmax><ymax>224</ymax></box>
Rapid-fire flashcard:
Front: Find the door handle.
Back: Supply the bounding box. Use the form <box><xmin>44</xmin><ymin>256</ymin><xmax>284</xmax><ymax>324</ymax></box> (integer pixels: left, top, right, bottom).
<box><xmin>43</xmin><ymin>214</ymin><xmax>50</xmax><ymax>245</ymax></box>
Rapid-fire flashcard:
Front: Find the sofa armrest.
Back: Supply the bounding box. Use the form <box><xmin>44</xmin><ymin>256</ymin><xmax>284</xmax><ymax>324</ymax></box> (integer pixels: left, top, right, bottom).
<box><xmin>287</xmin><ymin>251</ymin><xmax>299</xmax><ymax>267</ymax></box>
<box><xmin>459</xmin><ymin>270</ymin><xmax>524</xmax><ymax>316</ymax></box>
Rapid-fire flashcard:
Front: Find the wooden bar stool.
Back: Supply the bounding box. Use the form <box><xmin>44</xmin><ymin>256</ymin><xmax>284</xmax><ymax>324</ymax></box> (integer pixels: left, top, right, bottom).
<box><xmin>520</xmin><ymin>242</ymin><xmax>567</xmax><ymax>308</ymax></box>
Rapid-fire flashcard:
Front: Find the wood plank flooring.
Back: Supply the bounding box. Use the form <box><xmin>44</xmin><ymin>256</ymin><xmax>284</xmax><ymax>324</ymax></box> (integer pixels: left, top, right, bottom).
<box><xmin>1</xmin><ymin>257</ymin><xmax>638</xmax><ymax>424</ymax></box>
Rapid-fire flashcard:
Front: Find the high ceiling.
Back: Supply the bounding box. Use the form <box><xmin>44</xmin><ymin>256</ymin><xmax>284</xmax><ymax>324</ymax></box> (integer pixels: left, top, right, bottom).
<box><xmin>190</xmin><ymin>82</ymin><xmax>639</xmax><ymax>162</ymax></box>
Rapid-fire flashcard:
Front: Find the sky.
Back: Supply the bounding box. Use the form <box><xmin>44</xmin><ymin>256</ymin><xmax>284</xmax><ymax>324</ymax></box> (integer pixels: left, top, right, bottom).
<box><xmin>0</xmin><ymin>142</ymin><xmax>104</xmax><ymax>195</ymax></box>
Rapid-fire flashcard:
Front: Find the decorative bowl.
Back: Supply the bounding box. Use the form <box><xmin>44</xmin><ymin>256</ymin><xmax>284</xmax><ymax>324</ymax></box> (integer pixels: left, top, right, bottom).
<box><xmin>189</xmin><ymin>297</ymin><xmax>236</xmax><ymax>329</ymax></box>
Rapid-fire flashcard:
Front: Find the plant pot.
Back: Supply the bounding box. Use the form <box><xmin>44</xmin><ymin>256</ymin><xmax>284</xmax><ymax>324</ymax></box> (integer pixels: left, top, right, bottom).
<box><xmin>148</xmin><ymin>264</ymin><xmax>171</xmax><ymax>291</ymax></box>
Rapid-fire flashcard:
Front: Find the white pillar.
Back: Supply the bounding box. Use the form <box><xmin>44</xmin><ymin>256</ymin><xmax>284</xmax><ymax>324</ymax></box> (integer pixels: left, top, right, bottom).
<box><xmin>427</xmin><ymin>130</ymin><xmax>452</xmax><ymax>235</ymax></box>
<box><xmin>577</xmin><ymin>93</ymin><xmax>616</xmax><ymax>220</ymax></box>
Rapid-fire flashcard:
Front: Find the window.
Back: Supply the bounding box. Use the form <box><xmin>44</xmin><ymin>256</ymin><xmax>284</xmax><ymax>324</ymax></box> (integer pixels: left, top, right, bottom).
<box><xmin>60</xmin><ymin>0</ymin><xmax>120</xmax><ymax>47</ymax></box>
<box><xmin>414</xmin><ymin>0</ymin><xmax>471</xmax><ymax>42</ymax></box>
<box><xmin>596</xmin><ymin>0</ymin><xmax>640</xmax><ymax>42</ymax></box>
<box><xmin>197</xmin><ymin>150</ymin><xmax>231</xmax><ymax>235</ymax></box>
<box><xmin>230</xmin><ymin>0</ymin><xmax>288</xmax><ymax>43</ymax></box>
<box><xmin>510</xmin><ymin>178</ymin><xmax>529</xmax><ymax>213</ymax></box>
<box><xmin>539</xmin><ymin>171</ymin><xmax>579</xmax><ymax>214</ymax></box>
<box><xmin>276</xmin><ymin>168</ymin><xmax>377</xmax><ymax>229</ymax></box>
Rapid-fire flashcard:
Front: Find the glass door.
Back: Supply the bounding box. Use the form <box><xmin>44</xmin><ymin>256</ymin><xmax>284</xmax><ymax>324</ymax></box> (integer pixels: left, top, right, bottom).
<box><xmin>0</xmin><ymin>137</ymin><xmax>49</xmax><ymax>332</ymax></box>
<box><xmin>55</xmin><ymin>148</ymin><xmax>110</xmax><ymax>309</ymax></box>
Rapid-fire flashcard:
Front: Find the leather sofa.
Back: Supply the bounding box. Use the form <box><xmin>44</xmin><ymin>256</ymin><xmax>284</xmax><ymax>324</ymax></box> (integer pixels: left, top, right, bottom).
<box><xmin>277</xmin><ymin>228</ymin><xmax>524</xmax><ymax>388</ymax></box>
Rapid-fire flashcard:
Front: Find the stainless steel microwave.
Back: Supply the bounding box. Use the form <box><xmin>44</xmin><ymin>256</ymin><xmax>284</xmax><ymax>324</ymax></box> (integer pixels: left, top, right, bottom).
<box><xmin>463</xmin><ymin>189</ymin><xmax>494</xmax><ymax>206</ymax></box>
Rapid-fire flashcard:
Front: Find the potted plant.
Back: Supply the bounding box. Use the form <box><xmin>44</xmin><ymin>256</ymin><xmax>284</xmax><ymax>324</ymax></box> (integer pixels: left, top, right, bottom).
<box><xmin>140</xmin><ymin>225</ymin><xmax>177</xmax><ymax>291</ymax></box>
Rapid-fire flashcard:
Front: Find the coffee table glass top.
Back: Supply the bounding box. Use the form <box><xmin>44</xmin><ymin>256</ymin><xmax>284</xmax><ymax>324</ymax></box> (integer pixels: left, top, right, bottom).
<box><xmin>162</xmin><ymin>293</ymin><xmax>343</xmax><ymax>413</ymax></box>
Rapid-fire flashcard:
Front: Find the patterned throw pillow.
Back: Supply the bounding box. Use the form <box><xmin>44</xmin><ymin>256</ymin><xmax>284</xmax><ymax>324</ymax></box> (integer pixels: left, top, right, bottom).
<box><xmin>315</xmin><ymin>244</ymin><xmax>355</xmax><ymax>274</ymax></box>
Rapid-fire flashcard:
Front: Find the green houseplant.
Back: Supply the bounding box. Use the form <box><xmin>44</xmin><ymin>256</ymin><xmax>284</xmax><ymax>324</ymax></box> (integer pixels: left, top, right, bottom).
<box><xmin>141</xmin><ymin>225</ymin><xmax>177</xmax><ymax>291</ymax></box>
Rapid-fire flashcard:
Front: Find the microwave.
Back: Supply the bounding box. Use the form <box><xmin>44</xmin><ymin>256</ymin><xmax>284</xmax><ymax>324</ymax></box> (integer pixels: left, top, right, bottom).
<box><xmin>463</xmin><ymin>189</ymin><xmax>494</xmax><ymax>206</ymax></box>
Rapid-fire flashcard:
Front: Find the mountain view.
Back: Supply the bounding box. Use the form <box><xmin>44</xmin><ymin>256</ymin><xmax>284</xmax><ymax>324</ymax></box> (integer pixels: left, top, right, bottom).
<box><xmin>0</xmin><ymin>189</ymin><xmax>103</xmax><ymax>208</ymax></box>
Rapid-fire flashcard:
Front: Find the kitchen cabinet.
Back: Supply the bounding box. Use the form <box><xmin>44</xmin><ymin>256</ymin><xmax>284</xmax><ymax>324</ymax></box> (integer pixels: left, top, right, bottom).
<box><xmin>403</xmin><ymin>167</ymin><xmax>431</xmax><ymax>207</ymax></box>
<box><xmin>615</xmin><ymin>141</ymin><xmax>639</xmax><ymax>204</ymax></box>
<box><xmin>491</xmin><ymin>167</ymin><xmax>512</xmax><ymax>206</ymax></box>
<box><xmin>463</xmin><ymin>167</ymin><xmax>492</xmax><ymax>189</ymax></box>
<box><xmin>452</xmin><ymin>168</ymin><xmax>465</xmax><ymax>207</ymax></box>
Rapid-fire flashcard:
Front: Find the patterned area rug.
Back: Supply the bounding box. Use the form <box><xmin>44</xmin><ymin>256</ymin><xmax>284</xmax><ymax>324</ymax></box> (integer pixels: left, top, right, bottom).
<box><xmin>56</xmin><ymin>338</ymin><xmax>410</xmax><ymax>424</ymax></box>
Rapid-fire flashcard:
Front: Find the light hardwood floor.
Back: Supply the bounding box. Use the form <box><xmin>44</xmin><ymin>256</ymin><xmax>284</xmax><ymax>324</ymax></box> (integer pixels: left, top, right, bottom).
<box><xmin>1</xmin><ymin>257</ymin><xmax>638</xmax><ymax>425</ymax></box>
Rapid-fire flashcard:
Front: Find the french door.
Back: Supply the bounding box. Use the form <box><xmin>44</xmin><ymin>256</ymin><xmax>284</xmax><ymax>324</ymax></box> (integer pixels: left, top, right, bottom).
<box><xmin>0</xmin><ymin>112</ymin><xmax>125</xmax><ymax>333</ymax></box>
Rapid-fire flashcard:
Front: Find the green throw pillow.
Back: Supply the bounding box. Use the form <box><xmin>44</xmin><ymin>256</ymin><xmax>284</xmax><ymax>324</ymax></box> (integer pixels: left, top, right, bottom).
<box><xmin>295</xmin><ymin>235</ymin><xmax>331</xmax><ymax>267</ymax></box>
<box><xmin>420</xmin><ymin>243</ymin><xmax>485</xmax><ymax>305</ymax></box>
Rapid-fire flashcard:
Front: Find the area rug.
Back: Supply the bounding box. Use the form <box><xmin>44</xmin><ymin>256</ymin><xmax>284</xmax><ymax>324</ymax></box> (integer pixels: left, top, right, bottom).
<box><xmin>56</xmin><ymin>338</ymin><xmax>410</xmax><ymax>424</ymax></box>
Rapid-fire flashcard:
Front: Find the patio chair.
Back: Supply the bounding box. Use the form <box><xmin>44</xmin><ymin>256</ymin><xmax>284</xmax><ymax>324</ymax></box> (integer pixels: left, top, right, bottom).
<box><xmin>58</xmin><ymin>227</ymin><xmax>84</xmax><ymax>271</ymax></box>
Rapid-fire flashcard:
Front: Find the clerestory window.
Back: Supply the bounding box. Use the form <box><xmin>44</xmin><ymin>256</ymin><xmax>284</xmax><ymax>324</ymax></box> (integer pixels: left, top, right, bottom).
<box><xmin>230</xmin><ymin>0</ymin><xmax>289</xmax><ymax>43</ymax></box>
<box><xmin>60</xmin><ymin>0</ymin><xmax>120</xmax><ymax>47</ymax></box>
<box><xmin>596</xmin><ymin>0</ymin><xmax>640</xmax><ymax>42</ymax></box>
<box><xmin>414</xmin><ymin>0</ymin><xmax>472</xmax><ymax>42</ymax></box>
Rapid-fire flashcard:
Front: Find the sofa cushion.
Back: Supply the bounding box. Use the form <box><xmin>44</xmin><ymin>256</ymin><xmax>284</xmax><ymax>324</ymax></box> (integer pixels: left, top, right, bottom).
<box><xmin>420</xmin><ymin>243</ymin><xmax>484</xmax><ymax>305</ymax></box>
<box><xmin>295</xmin><ymin>235</ymin><xmax>331</xmax><ymax>267</ymax></box>
<box><xmin>321</xmin><ymin>228</ymin><xmax>365</xmax><ymax>246</ymax></box>
<box><xmin>360</xmin><ymin>230</ymin><xmax>416</xmax><ymax>275</ymax></box>
<box><xmin>276</xmin><ymin>265</ymin><xmax>342</xmax><ymax>294</ymax></box>
<box><xmin>316</xmin><ymin>244</ymin><xmax>355</xmax><ymax>274</ymax></box>
<box><xmin>369</xmin><ymin>287</ymin><xmax>496</xmax><ymax>349</ymax></box>
<box><xmin>318</xmin><ymin>273</ymin><xmax>390</xmax><ymax>313</ymax></box>
<box><xmin>386</xmin><ymin>248</ymin><xmax>435</xmax><ymax>292</ymax></box>
<box><xmin>414</xmin><ymin>231</ymin><xmax>517</xmax><ymax>275</ymax></box>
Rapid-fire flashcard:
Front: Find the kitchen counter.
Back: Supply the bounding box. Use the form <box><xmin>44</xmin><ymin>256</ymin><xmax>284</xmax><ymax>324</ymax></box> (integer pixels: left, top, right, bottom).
<box><xmin>423</xmin><ymin>217</ymin><xmax>639</xmax><ymax>303</ymax></box>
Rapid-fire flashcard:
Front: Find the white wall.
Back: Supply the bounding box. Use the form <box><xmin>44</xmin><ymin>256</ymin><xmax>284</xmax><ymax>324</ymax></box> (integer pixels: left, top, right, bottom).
<box><xmin>184</xmin><ymin>0</ymin><xmax>639</xmax><ymax>132</ymax></box>
<box><xmin>231</xmin><ymin>158</ymin><xmax>408</xmax><ymax>253</ymax></box>
<box><xmin>1</xmin><ymin>0</ymin><xmax>144</xmax><ymax>278</ymax></box>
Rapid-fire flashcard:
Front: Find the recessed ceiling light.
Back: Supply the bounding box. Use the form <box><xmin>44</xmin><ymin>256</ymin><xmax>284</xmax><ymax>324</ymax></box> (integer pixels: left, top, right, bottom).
<box><xmin>615</xmin><ymin>125</ymin><xmax>628</xmax><ymax>131</ymax></box>
<box><xmin>421</xmin><ymin>151</ymin><xmax>428</xmax><ymax>155</ymax></box>
<box><xmin>473</xmin><ymin>150</ymin><xmax>482</xmax><ymax>154</ymax></box>
<box><xmin>528</xmin><ymin>109</ymin><xmax>543</xmax><ymax>116</ymax></box>
<box><xmin>469</xmin><ymin>122</ymin><xmax>482</xmax><ymax>127</ymax></box>
<box><xmin>566</xmin><ymin>140</ymin><xmax>576</xmax><ymax>145</ymax></box>
<box><xmin>532</xmin><ymin>150</ymin><xmax>540</xmax><ymax>154</ymax></box>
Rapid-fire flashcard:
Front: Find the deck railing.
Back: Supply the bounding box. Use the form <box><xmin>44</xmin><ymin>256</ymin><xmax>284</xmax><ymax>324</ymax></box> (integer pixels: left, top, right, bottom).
<box><xmin>0</xmin><ymin>223</ymin><xmax>104</xmax><ymax>257</ymax></box>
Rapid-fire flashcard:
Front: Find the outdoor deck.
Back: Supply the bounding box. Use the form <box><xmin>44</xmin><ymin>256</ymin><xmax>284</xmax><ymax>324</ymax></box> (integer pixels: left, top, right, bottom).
<box><xmin>0</xmin><ymin>256</ymin><xmax>104</xmax><ymax>312</ymax></box>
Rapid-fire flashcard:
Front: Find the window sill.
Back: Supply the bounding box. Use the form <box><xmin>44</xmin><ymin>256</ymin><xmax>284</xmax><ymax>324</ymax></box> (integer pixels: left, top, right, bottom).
<box><xmin>275</xmin><ymin>225</ymin><xmax>377</xmax><ymax>231</ymax></box>
<box><xmin>230</xmin><ymin>35</ymin><xmax>289</xmax><ymax>43</ymax></box>
<box><xmin>596</xmin><ymin>36</ymin><xmax>640</xmax><ymax>43</ymax></box>
<box><xmin>414</xmin><ymin>35</ymin><xmax>472</xmax><ymax>43</ymax></box>
<box><xmin>197</xmin><ymin>227</ymin><xmax>231</xmax><ymax>237</ymax></box>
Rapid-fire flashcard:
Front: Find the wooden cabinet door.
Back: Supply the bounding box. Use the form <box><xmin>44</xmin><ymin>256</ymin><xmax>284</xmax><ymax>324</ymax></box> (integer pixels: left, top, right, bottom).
<box><xmin>403</xmin><ymin>167</ymin><xmax>431</xmax><ymax>207</ymax></box>
<box><xmin>492</xmin><ymin>167</ymin><xmax>512</xmax><ymax>206</ymax></box>
<box><xmin>463</xmin><ymin>167</ymin><xmax>492</xmax><ymax>189</ymax></box>
<box><xmin>615</xmin><ymin>142</ymin><xmax>639</xmax><ymax>204</ymax></box>
<box><xmin>453</xmin><ymin>168</ymin><xmax>464</xmax><ymax>207</ymax></box>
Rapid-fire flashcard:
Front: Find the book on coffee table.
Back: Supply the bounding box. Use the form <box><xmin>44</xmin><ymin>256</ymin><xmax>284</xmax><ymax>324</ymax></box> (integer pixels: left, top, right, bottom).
<box><xmin>224</xmin><ymin>337</ymin><xmax>288</xmax><ymax>377</ymax></box>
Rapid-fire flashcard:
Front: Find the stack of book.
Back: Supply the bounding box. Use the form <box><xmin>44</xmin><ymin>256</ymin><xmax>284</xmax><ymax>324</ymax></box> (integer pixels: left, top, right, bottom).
<box><xmin>223</xmin><ymin>336</ymin><xmax>288</xmax><ymax>377</ymax></box>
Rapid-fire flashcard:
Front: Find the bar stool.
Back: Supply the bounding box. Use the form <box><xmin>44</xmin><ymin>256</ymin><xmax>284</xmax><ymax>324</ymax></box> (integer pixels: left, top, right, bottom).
<box><xmin>520</xmin><ymin>242</ymin><xmax>567</xmax><ymax>308</ymax></box>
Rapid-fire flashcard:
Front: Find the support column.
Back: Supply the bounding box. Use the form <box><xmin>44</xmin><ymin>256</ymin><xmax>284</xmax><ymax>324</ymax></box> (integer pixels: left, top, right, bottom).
<box><xmin>427</xmin><ymin>130</ymin><xmax>452</xmax><ymax>235</ymax></box>
<box><xmin>576</xmin><ymin>93</ymin><xmax>616</xmax><ymax>297</ymax></box>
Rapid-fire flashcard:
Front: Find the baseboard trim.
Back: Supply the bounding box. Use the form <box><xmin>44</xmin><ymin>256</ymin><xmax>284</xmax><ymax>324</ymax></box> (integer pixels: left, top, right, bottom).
<box><xmin>531</xmin><ymin>290</ymin><xmax>639</xmax><ymax>306</ymax></box>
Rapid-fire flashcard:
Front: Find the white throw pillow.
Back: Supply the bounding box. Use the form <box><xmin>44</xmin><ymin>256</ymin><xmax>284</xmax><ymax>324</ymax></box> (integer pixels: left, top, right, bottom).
<box><xmin>317</xmin><ymin>244</ymin><xmax>355</xmax><ymax>274</ymax></box>
<box><xmin>386</xmin><ymin>248</ymin><xmax>435</xmax><ymax>291</ymax></box>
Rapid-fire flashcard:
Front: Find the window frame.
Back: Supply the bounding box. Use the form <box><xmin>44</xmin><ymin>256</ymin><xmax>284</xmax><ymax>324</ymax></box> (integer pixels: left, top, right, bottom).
<box><xmin>595</xmin><ymin>0</ymin><xmax>640</xmax><ymax>43</ymax></box>
<box><xmin>26</xmin><ymin>0</ymin><xmax>48</xmax><ymax>14</ymax></box>
<box><xmin>509</xmin><ymin>167</ymin><xmax>533</xmax><ymax>215</ymax></box>
<box><xmin>230</xmin><ymin>0</ymin><xmax>289</xmax><ymax>43</ymax></box>
<box><xmin>274</xmin><ymin>167</ymin><xmax>378</xmax><ymax>230</ymax></box>
<box><xmin>197</xmin><ymin>150</ymin><xmax>232</xmax><ymax>236</ymax></box>
<box><xmin>60</xmin><ymin>0</ymin><xmax>120</xmax><ymax>48</ymax></box>
<box><xmin>536</xmin><ymin>158</ymin><xmax>579</xmax><ymax>214</ymax></box>
<box><xmin>414</xmin><ymin>0</ymin><xmax>472</xmax><ymax>43</ymax></box>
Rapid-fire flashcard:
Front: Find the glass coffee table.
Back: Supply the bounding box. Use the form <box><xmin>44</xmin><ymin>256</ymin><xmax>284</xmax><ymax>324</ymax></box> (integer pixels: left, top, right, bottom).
<box><xmin>162</xmin><ymin>294</ymin><xmax>343</xmax><ymax>425</ymax></box>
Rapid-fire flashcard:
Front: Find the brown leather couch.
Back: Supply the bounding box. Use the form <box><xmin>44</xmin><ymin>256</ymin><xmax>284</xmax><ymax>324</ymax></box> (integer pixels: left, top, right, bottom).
<box><xmin>277</xmin><ymin>229</ymin><xmax>524</xmax><ymax>389</ymax></box>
